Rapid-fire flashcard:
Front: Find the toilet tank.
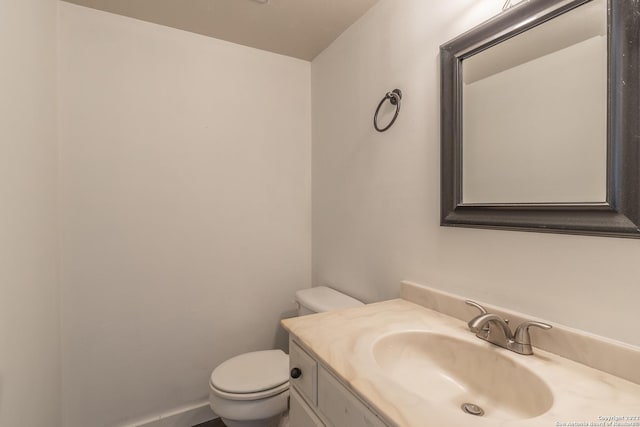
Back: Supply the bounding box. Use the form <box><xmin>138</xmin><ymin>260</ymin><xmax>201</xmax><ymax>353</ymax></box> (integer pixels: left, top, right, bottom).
<box><xmin>295</xmin><ymin>286</ymin><xmax>364</xmax><ymax>316</ymax></box>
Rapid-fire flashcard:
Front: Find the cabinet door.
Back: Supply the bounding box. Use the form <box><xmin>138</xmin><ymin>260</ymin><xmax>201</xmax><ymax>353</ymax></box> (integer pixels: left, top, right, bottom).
<box><xmin>317</xmin><ymin>366</ymin><xmax>388</xmax><ymax>427</ymax></box>
<box><xmin>290</xmin><ymin>387</ymin><xmax>325</xmax><ymax>427</ymax></box>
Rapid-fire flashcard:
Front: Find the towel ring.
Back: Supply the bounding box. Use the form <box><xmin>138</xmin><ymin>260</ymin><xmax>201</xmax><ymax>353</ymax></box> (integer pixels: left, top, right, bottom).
<box><xmin>374</xmin><ymin>89</ymin><xmax>402</xmax><ymax>132</ymax></box>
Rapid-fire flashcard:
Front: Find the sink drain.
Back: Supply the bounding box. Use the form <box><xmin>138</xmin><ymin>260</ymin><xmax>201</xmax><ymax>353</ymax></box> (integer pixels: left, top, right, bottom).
<box><xmin>461</xmin><ymin>403</ymin><xmax>485</xmax><ymax>416</ymax></box>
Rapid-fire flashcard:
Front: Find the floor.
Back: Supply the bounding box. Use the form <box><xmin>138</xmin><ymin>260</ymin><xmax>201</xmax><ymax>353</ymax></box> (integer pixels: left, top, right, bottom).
<box><xmin>193</xmin><ymin>419</ymin><xmax>225</xmax><ymax>427</ymax></box>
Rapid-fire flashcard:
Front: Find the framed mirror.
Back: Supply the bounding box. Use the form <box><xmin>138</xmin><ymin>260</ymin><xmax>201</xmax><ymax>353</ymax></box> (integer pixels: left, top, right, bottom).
<box><xmin>440</xmin><ymin>0</ymin><xmax>640</xmax><ymax>238</ymax></box>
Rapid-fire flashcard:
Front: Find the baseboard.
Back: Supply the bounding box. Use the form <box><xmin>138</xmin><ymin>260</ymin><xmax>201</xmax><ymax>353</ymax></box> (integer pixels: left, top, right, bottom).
<box><xmin>120</xmin><ymin>400</ymin><xmax>216</xmax><ymax>427</ymax></box>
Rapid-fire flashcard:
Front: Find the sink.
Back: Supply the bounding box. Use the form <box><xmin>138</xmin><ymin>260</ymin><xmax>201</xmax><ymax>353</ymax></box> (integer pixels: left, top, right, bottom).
<box><xmin>372</xmin><ymin>331</ymin><xmax>553</xmax><ymax>420</ymax></box>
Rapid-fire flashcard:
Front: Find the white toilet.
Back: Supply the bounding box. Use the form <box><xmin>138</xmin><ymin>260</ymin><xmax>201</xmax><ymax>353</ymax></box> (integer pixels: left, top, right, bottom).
<box><xmin>208</xmin><ymin>286</ymin><xmax>364</xmax><ymax>427</ymax></box>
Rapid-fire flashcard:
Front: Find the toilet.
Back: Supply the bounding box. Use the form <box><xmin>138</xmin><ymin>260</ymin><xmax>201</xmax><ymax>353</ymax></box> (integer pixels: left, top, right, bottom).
<box><xmin>208</xmin><ymin>286</ymin><xmax>364</xmax><ymax>427</ymax></box>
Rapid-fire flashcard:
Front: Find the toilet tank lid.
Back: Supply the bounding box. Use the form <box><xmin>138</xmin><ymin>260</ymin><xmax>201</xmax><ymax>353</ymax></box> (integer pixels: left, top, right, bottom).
<box><xmin>210</xmin><ymin>350</ymin><xmax>289</xmax><ymax>394</ymax></box>
<box><xmin>295</xmin><ymin>286</ymin><xmax>364</xmax><ymax>313</ymax></box>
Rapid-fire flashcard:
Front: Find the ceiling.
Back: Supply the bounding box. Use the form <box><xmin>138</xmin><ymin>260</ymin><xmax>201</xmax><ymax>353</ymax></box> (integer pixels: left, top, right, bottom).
<box><xmin>61</xmin><ymin>0</ymin><xmax>378</xmax><ymax>61</ymax></box>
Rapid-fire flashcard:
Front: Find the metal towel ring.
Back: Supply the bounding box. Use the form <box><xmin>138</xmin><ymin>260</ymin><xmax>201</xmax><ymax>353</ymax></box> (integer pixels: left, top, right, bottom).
<box><xmin>374</xmin><ymin>89</ymin><xmax>402</xmax><ymax>132</ymax></box>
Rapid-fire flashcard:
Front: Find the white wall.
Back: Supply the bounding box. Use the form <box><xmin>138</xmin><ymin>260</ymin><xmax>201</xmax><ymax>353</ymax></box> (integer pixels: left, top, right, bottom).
<box><xmin>58</xmin><ymin>3</ymin><xmax>311</xmax><ymax>426</ymax></box>
<box><xmin>0</xmin><ymin>0</ymin><xmax>61</xmax><ymax>426</ymax></box>
<box><xmin>311</xmin><ymin>0</ymin><xmax>640</xmax><ymax>347</ymax></box>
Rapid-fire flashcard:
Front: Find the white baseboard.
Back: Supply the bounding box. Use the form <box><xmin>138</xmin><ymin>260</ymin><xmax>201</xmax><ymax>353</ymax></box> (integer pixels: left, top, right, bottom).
<box><xmin>120</xmin><ymin>400</ymin><xmax>216</xmax><ymax>427</ymax></box>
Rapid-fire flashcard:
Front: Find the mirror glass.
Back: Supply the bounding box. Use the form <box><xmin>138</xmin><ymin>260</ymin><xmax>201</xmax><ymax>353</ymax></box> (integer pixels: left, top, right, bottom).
<box><xmin>461</xmin><ymin>0</ymin><xmax>607</xmax><ymax>204</ymax></box>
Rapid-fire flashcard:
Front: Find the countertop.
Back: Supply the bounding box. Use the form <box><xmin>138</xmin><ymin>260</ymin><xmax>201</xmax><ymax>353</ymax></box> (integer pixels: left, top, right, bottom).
<box><xmin>282</xmin><ymin>298</ymin><xmax>640</xmax><ymax>427</ymax></box>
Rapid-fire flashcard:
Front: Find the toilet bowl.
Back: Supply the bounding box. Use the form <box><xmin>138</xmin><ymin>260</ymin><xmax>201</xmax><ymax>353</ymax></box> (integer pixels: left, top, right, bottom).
<box><xmin>209</xmin><ymin>350</ymin><xmax>289</xmax><ymax>427</ymax></box>
<box><xmin>208</xmin><ymin>286</ymin><xmax>363</xmax><ymax>427</ymax></box>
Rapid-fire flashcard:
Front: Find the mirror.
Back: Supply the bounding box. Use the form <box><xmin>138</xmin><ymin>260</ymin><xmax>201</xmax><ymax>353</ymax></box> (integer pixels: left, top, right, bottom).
<box><xmin>440</xmin><ymin>0</ymin><xmax>640</xmax><ymax>238</ymax></box>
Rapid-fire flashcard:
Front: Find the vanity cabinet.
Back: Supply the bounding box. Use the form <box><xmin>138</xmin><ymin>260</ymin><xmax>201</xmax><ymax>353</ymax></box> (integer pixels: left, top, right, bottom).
<box><xmin>290</xmin><ymin>388</ymin><xmax>324</xmax><ymax>427</ymax></box>
<box><xmin>289</xmin><ymin>338</ymin><xmax>389</xmax><ymax>427</ymax></box>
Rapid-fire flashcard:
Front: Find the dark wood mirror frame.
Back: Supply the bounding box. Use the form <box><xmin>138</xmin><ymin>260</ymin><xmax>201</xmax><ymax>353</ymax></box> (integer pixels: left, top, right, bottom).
<box><xmin>440</xmin><ymin>0</ymin><xmax>640</xmax><ymax>238</ymax></box>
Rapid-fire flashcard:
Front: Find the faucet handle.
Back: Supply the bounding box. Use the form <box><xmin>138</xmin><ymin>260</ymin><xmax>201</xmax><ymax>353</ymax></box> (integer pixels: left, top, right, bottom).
<box><xmin>514</xmin><ymin>321</ymin><xmax>552</xmax><ymax>343</ymax></box>
<box><xmin>513</xmin><ymin>321</ymin><xmax>552</xmax><ymax>355</ymax></box>
<box><xmin>465</xmin><ymin>300</ymin><xmax>487</xmax><ymax>314</ymax></box>
<box><xmin>465</xmin><ymin>300</ymin><xmax>488</xmax><ymax>332</ymax></box>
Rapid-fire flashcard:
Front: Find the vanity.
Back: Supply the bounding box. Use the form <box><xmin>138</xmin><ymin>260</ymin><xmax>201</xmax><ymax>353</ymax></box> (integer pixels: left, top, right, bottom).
<box><xmin>281</xmin><ymin>282</ymin><xmax>640</xmax><ymax>427</ymax></box>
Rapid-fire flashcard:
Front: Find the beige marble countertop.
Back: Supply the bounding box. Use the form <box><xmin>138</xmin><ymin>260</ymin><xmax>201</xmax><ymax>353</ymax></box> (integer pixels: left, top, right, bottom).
<box><xmin>282</xmin><ymin>298</ymin><xmax>640</xmax><ymax>427</ymax></box>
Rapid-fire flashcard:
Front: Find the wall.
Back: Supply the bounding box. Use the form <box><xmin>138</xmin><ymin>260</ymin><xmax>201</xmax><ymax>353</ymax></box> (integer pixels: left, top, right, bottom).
<box><xmin>58</xmin><ymin>3</ymin><xmax>311</xmax><ymax>426</ymax></box>
<box><xmin>0</xmin><ymin>0</ymin><xmax>61</xmax><ymax>426</ymax></box>
<box><xmin>311</xmin><ymin>0</ymin><xmax>640</xmax><ymax>347</ymax></box>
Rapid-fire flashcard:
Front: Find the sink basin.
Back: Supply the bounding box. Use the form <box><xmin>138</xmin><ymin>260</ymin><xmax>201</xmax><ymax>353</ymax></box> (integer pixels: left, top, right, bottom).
<box><xmin>373</xmin><ymin>331</ymin><xmax>553</xmax><ymax>420</ymax></box>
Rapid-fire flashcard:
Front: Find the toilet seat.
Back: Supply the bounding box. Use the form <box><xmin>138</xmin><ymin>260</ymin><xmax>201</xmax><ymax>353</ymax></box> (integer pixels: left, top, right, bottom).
<box><xmin>210</xmin><ymin>350</ymin><xmax>289</xmax><ymax>401</ymax></box>
<box><xmin>210</xmin><ymin>380</ymin><xmax>289</xmax><ymax>401</ymax></box>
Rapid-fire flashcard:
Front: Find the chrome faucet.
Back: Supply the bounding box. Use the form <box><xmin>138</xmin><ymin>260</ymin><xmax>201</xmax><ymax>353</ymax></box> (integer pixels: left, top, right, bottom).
<box><xmin>465</xmin><ymin>300</ymin><xmax>551</xmax><ymax>355</ymax></box>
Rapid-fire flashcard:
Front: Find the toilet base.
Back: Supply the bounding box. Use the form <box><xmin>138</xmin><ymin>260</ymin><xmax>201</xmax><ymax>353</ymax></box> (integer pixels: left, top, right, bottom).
<box><xmin>209</xmin><ymin>383</ymin><xmax>289</xmax><ymax>426</ymax></box>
